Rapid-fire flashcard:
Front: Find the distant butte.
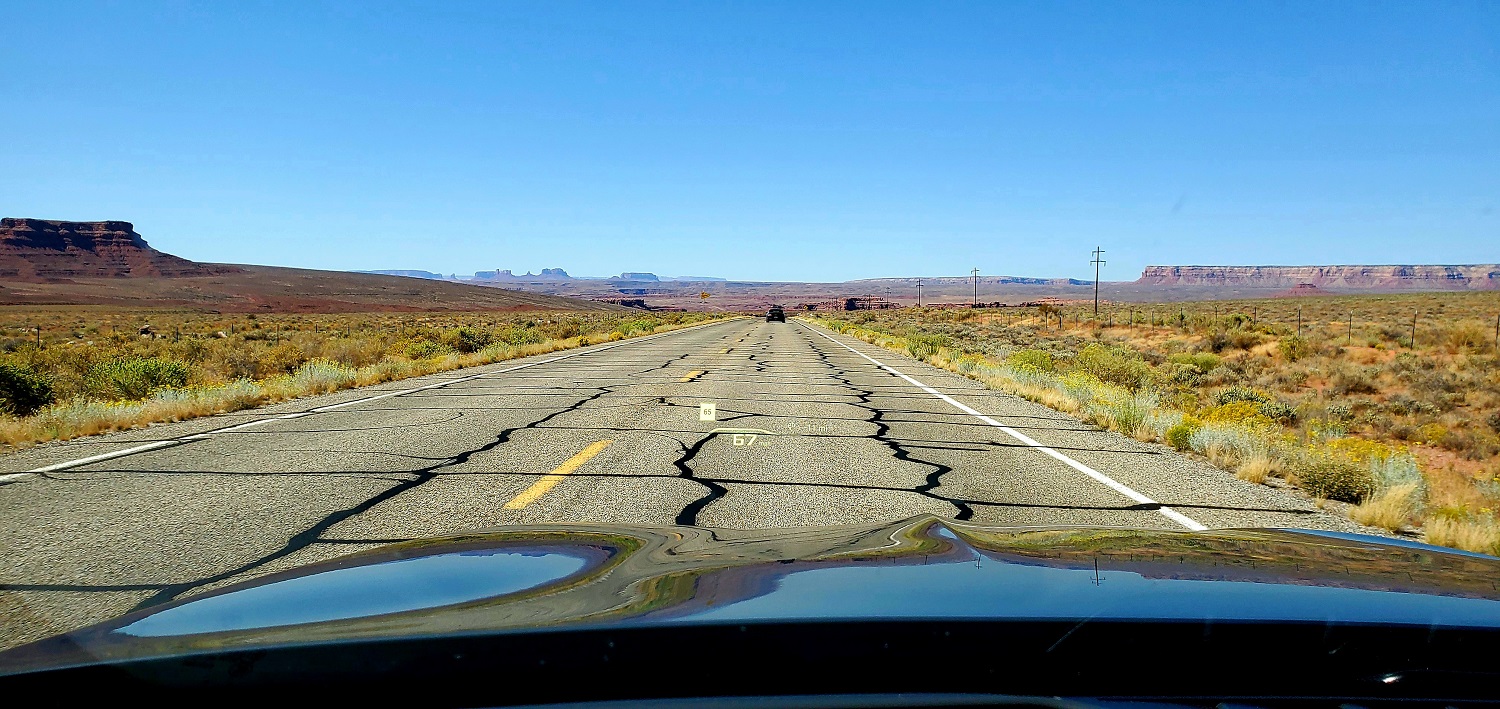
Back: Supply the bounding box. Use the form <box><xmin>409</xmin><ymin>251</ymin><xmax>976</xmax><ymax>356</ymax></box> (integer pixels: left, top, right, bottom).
<box><xmin>472</xmin><ymin>268</ymin><xmax>573</xmax><ymax>281</ymax></box>
<box><xmin>1136</xmin><ymin>265</ymin><xmax>1500</xmax><ymax>291</ymax></box>
<box><xmin>0</xmin><ymin>218</ymin><xmax>240</xmax><ymax>281</ymax></box>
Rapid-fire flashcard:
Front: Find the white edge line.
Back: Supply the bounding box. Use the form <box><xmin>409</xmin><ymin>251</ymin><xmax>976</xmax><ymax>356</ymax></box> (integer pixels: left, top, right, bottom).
<box><xmin>7</xmin><ymin>317</ymin><xmax>741</xmax><ymax>479</ymax></box>
<box><xmin>798</xmin><ymin>321</ymin><xmax>1208</xmax><ymax>532</ymax></box>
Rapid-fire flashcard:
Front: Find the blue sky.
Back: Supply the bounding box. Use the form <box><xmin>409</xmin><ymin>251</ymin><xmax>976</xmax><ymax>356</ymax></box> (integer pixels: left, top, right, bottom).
<box><xmin>2</xmin><ymin>1</ymin><xmax>1496</xmax><ymax>282</ymax></box>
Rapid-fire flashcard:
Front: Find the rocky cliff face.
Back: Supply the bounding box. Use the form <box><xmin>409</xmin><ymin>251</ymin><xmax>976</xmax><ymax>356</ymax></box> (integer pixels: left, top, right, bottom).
<box><xmin>0</xmin><ymin>219</ymin><xmax>240</xmax><ymax>280</ymax></box>
<box><xmin>1136</xmin><ymin>265</ymin><xmax>1500</xmax><ymax>291</ymax></box>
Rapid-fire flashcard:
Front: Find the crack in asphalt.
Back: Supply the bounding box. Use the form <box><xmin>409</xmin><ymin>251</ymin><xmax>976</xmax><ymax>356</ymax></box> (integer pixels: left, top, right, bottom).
<box><xmin>670</xmin><ymin>436</ymin><xmax>725</xmax><ymax>526</ymax></box>
<box><xmin>115</xmin><ymin>384</ymin><xmax>619</xmax><ymax>611</ymax></box>
<box><xmin>801</xmin><ymin>330</ymin><xmax>974</xmax><ymax>520</ymax></box>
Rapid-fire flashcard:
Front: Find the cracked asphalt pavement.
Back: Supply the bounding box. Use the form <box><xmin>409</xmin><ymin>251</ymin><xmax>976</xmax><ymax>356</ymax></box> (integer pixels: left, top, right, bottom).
<box><xmin>0</xmin><ymin>317</ymin><xmax>1369</xmax><ymax>649</ymax></box>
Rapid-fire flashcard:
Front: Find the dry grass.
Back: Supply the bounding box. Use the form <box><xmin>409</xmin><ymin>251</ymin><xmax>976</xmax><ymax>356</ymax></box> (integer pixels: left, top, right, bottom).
<box><xmin>1351</xmin><ymin>482</ymin><xmax>1423</xmax><ymax>532</ymax></box>
<box><xmin>1424</xmin><ymin>515</ymin><xmax>1500</xmax><ymax>555</ymax></box>
<box><xmin>1235</xmin><ymin>456</ymin><xmax>1274</xmax><ymax>485</ymax></box>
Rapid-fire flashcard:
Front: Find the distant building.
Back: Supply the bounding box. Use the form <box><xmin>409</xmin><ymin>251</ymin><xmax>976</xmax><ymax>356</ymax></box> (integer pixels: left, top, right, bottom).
<box><xmin>797</xmin><ymin>296</ymin><xmax>898</xmax><ymax>311</ymax></box>
<box><xmin>593</xmin><ymin>298</ymin><xmax>650</xmax><ymax>309</ymax></box>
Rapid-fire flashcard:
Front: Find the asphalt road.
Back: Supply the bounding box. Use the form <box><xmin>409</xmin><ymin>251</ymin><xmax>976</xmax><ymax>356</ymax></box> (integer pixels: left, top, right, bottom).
<box><xmin>0</xmin><ymin>317</ymin><xmax>1368</xmax><ymax>649</ymax></box>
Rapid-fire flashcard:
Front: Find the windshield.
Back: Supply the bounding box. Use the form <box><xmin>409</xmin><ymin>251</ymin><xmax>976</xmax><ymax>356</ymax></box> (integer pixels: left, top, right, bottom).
<box><xmin>1</xmin><ymin>2</ymin><xmax>1497</xmax><ymax>662</ymax></box>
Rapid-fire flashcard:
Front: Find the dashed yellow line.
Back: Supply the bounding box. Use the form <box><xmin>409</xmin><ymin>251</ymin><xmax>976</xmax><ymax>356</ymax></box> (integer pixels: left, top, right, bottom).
<box><xmin>503</xmin><ymin>440</ymin><xmax>612</xmax><ymax>510</ymax></box>
<box><xmin>678</xmin><ymin>370</ymin><xmax>705</xmax><ymax>382</ymax></box>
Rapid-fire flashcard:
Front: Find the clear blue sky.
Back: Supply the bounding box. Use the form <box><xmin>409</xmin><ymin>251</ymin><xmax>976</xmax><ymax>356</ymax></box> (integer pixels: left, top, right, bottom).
<box><xmin>3</xmin><ymin>1</ymin><xmax>1496</xmax><ymax>282</ymax></box>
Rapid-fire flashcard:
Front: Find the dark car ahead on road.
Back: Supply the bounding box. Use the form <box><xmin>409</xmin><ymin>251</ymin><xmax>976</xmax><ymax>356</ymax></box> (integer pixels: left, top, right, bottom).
<box><xmin>766</xmin><ymin>305</ymin><xmax>786</xmax><ymax>322</ymax></box>
<box><xmin>4</xmin><ymin>516</ymin><xmax>1499</xmax><ymax>706</ymax></box>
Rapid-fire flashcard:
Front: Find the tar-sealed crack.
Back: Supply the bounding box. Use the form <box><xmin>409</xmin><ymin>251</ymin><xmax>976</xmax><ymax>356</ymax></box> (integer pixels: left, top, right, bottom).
<box><xmin>803</xmin><ymin>331</ymin><xmax>974</xmax><ymax>520</ymax></box>
<box><xmin>640</xmin><ymin>353</ymin><xmax>691</xmax><ymax>373</ymax></box>
<box><xmin>670</xmin><ymin>436</ymin><xmax>726</xmax><ymax>526</ymax></box>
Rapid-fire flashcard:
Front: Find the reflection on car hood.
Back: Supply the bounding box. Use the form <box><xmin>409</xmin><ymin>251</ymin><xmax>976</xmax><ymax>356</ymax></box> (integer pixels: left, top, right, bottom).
<box><xmin>5</xmin><ymin>516</ymin><xmax>1500</xmax><ymax>673</ymax></box>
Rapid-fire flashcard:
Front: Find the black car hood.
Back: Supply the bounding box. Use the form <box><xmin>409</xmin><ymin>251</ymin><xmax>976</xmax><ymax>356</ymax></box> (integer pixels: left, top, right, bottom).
<box><xmin>4</xmin><ymin>516</ymin><xmax>1500</xmax><ymax>675</ymax></box>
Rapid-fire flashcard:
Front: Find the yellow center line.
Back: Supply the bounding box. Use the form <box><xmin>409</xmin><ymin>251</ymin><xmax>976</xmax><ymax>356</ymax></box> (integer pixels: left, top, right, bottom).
<box><xmin>503</xmin><ymin>440</ymin><xmax>612</xmax><ymax>510</ymax></box>
<box><xmin>678</xmin><ymin>370</ymin><xmax>705</xmax><ymax>382</ymax></box>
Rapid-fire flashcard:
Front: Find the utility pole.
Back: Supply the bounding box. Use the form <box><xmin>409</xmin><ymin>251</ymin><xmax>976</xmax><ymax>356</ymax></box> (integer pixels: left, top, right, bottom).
<box><xmin>1089</xmin><ymin>247</ymin><xmax>1106</xmax><ymax>315</ymax></box>
<box><xmin>915</xmin><ymin>280</ymin><xmax>922</xmax><ymax>307</ymax></box>
<box><xmin>970</xmin><ymin>268</ymin><xmax>979</xmax><ymax>308</ymax></box>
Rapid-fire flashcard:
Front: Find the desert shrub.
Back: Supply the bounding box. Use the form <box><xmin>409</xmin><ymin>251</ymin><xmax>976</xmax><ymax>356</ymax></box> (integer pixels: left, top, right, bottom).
<box><xmin>1443</xmin><ymin>322</ymin><xmax>1490</xmax><ymax>353</ymax></box>
<box><xmin>259</xmin><ymin>341</ymin><xmax>307</xmax><ymax>375</ymax></box>
<box><xmin>1214</xmin><ymin>386</ymin><xmax>1270</xmax><ymax>406</ymax></box>
<box><xmin>476</xmin><ymin>341</ymin><xmax>514</xmax><ymax>359</ymax></box>
<box><xmin>445</xmin><ymin>327</ymin><xmax>493</xmax><ymax>353</ymax></box>
<box><xmin>1330</xmin><ymin>367</ymin><xmax>1379</xmax><ymax>395</ymax></box>
<box><xmin>405</xmin><ymin>340</ymin><xmax>455</xmax><ymax>359</ymax></box>
<box><xmin>905</xmin><ymin>333</ymin><xmax>950</xmax><ymax>360</ymax></box>
<box><xmin>1278</xmin><ymin>336</ymin><xmax>1311</xmax><ymax>362</ymax></box>
<box><xmin>289</xmin><ymin>358</ymin><xmax>356</xmax><ymax>393</ymax></box>
<box><xmin>1385</xmin><ymin>394</ymin><xmax>1437</xmax><ymax>416</ymax></box>
<box><xmin>1221</xmin><ymin>329</ymin><xmax>1265</xmax><ymax>351</ymax></box>
<box><xmin>321</xmin><ymin>337</ymin><xmax>386</xmax><ymax>368</ymax></box>
<box><xmin>1327</xmin><ymin>403</ymin><xmax>1355</xmax><ymax>422</ymax></box>
<box><xmin>1188</xmin><ymin>419</ymin><xmax>1272</xmax><ymax>464</ymax></box>
<box><xmin>1416</xmin><ymin>422</ymin><xmax>1448</xmax><ymax>446</ymax></box>
<box><xmin>612</xmin><ymin>319</ymin><xmax>659</xmax><ymax>337</ymax></box>
<box><xmin>1006</xmin><ymin>349</ymin><xmax>1055</xmax><ymax>373</ymax></box>
<box><xmin>0</xmin><ymin>361</ymin><xmax>54</xmax><ymax>416</ymax></box>
<box><xmin>1257</xmin><ymin>401</ymin><xmax>1298</xmax><ymax>424</ymax></box>
<box><xmin>1090</xmin><ymin>390</ymin><xmax>1157</xmax><ymax>435</ymax></box>
<box><xmin>1057</xmin><ymin>372</ymin><xmax>1102</xmax><ymax>407</ymax></box>
<box><xmin>1407</xmin><ymin>370</ymin><xmax>1461</xmax><ymax>400</ymax></box>
<box><xmin>1389</xmin><ymin>352</ymin><xmax>1429</xmax><ymax>375</ymax></box>
<box><xmin>497</xmin><ymin>326</ymin><xmax>545</xmax><ymax>346</ymax></box>
<box><xmin>1268</xmin><ymin>367</ymin><xmax>1309</xmax><ymax>389</ymax></box>
<box><xmin>1140</xmin><ymin>408</ymin><xmax>1184</xmax><ymax>441</ymax></box>
<box><xmin>539</xmin><ymin>319</ymin><xmax>585</xmax><ymax>340</ymax></box>
<box><xmin>1201</xmin><ymin>365</ymin><xmax>1240</xmax><ymax>387</ymax></box>
<box><xmin>1201</xmin><ymin>401</ymin><xmax>1275</xmax><ymax>428</ymax></box>
<box><xmin>1070</xmin><ymin>344</ymin><xmax>1152</xmax><ymax>391</ymax></box>
<box><xmin>1370</xmin><ymin>453</ymin><xmax>1424</xmax><ymax>492</ymax></box>
<box><xmin>1165</xmin><ymin>416</ymin><xmax>1202</xmax><ymax>451</ymax></box>
<box><xmin>1290</xmin><ymin>454</ymin><xmax>1377</xmax><ymax>502</ymax></box>
<box><xmin>1169</xmin><ymin>352</ymin><xmax>1221</xmax><ymax>373</ymax></box>
<box><xmin>87</xmin><ymin>357</ymin><xmax>190</xmax><ymax>400</ymax></box>
<box><xmin>1162</xmin><ymin>362</ymin><xmax>1203</xmax><ymax>386</ymax></box>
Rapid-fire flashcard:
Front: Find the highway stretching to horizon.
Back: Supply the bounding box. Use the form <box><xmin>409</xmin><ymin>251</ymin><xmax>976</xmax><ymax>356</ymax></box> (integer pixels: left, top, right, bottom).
<box><xmin>0</xmin><ymin>317</ymin><xmax>1369</xmax><ymax>649</ymax></box>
